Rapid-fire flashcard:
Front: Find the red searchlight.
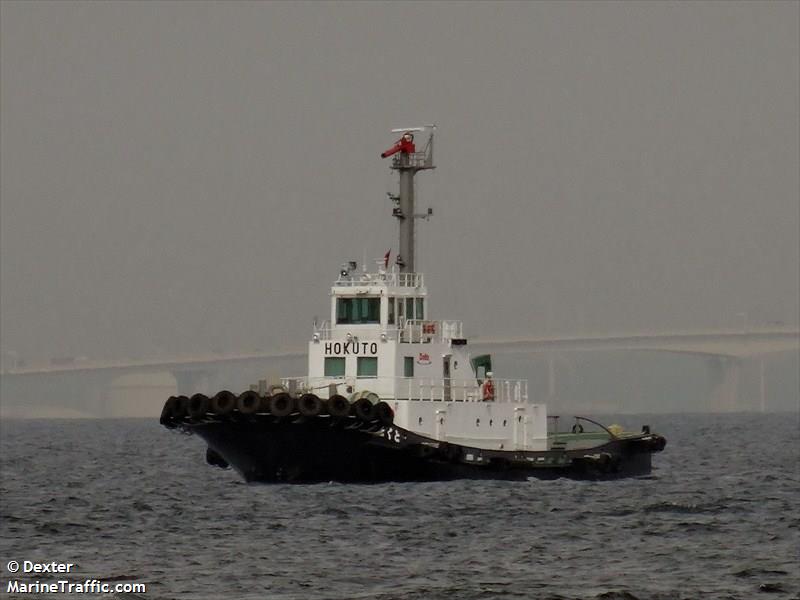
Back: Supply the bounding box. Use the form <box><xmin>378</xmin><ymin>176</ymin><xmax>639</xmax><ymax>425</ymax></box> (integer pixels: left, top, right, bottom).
<box><xmin>381</xmin><ymin>132</ymin><xmax>416</xmax><ymax>158</ymax></box>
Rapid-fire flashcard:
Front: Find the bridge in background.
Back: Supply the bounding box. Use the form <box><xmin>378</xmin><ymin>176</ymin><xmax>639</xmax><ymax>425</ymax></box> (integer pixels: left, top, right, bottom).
<box><xmin>472</xmin><ymin>328</ymin><xmax>798</xmax><ymax>413</ymax></box>
<box><xmin>4</xmin><ymin>328</ymin><xmax>797</xmax><ymax>375</ymax></box>
<box><xmin>1</xmin><ymin>328</ymin><xmax>797</xmax><ymax>416</ymax></box>
<box><xmin>472</xmin><ymin>329</ymin><xmax>799</xmax><ymax>357</ymax></box>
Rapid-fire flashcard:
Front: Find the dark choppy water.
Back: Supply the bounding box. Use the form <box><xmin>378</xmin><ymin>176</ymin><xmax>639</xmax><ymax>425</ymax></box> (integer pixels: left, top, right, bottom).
<box><xmin>1</xmin><ymin>413</ymin><xmax>798</xmax><ymax>600</ymax></box>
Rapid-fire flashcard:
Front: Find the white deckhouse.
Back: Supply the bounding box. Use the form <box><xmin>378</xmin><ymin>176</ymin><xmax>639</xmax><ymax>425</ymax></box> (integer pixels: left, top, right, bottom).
<box><xmin>284</xmin><ymin>126</ymin><xmax>547</xmax><ymax>453</ymax></box>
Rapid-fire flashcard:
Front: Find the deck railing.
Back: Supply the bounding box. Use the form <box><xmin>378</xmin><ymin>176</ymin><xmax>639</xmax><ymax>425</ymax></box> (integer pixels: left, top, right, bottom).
<box><xmin>311</xmin><ymin>319</ymin><xmax>463</xmax><ymax>343</ymax></box>
<box><xmin>280</xmin><ymin>375</ymin><xmax>529</xmax><ymax>404</ymax></box>
<box><xmin>335</xmin><ymin>271</ymin><xmax>424</xmax><ymax>288</ymax></box>
<box><xmin>401</xmin><ymin>319</ymin><xmax>463</xmax><ymax>342</ymax></box>
<box><xmin>391</xmin><ymin>151</ymin><xmax>432</xmax><ymax>169</ymax></box>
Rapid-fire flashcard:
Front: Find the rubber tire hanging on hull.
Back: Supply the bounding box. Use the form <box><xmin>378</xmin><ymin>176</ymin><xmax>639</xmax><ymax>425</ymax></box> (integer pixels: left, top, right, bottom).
<box><xmin>211</xmin><ymin>391</ymin><xmax>236</xmax><ymax>416</ymax></box>
<box><xmin>160</xmin><ymin>396</ymin><xmax>178</xmax><ymax>428</ymax></box>
<box><xmin>237</xmin><ymin>390</ymin><xmax>261</xmax><ymax>415</ymax></box>
<box><xmin>270</xmin><ymin>393</ymin><xmax>295</xmax><ymax>417</ymax></box>
<box><xmin>188</xmin><ymin>394</ymin><xmax>209</xmax><ymax>420</ymax></box>
<box><xmin>353</xmin><ymin>398</ymin><xmax>375</xmax><ymax>422</ymax></box>
<box><xmin>326</xmin><ymin>394</ymin><xmax>350</xmax><ymax>418</ymax></box>
<box><xmin>174</xmin><ymin>395</ymin><xmax>189</xmax><ymax>420</ymax></box>
<box><xmin>374</xmin><ymin>401</ymin><xmax>394</xmax><ymax>426</ymax></box>
<box><xmin>298</xmin><ymin>394</ymin><xmax>324</xmax><ymax>417</ymax></box>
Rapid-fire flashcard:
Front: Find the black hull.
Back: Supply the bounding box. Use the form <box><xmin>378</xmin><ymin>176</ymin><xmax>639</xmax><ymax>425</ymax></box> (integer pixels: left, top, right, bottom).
<box><xmin>179</xmin><ymin>417</ymin><xmax>663</xmax><ymax>483</ymax></box>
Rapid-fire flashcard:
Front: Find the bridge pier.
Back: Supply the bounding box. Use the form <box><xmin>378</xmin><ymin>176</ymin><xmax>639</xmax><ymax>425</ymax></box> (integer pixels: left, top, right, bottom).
<box><xmin>548</xmin><ymin>356</ymin><xmax>556</xmax><ymax>400</ymax></box>
<box><xmin>0</xmin><ymin>370</ymin><xmax>116</xmax><ymax>418</ymax></box>
<box><xmin>707</xmin><ymin>356</ymin><xmax>742</xmax><ymax>412</ymax></box>
<box><xmin>172</xmin><ymin>369</ymin><xmax>211</xmax><ymax>396</ymax></box>
<box><xmin>88</xmin><ymin>378</ymin><xmax>111</xmax><ymax>417</ymax></box>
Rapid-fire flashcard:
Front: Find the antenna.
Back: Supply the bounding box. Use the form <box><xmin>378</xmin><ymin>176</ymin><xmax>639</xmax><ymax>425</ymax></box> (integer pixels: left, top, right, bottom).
<box><xmin>391</xmin><ymin>127</ymin><xmax>426</xmax><ymax>133</ymax></box>
<box><xmin>391</xmin><ymin>124</ymin><xmax>435</xmax><ymax>133</ymax></box>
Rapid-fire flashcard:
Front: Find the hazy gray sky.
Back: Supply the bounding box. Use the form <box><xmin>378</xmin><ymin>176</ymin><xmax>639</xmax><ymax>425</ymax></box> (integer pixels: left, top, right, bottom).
<box><xmin>1</xmin><ymin>1</ymin><xmax>798</xmax><ymax>361</ymax></box>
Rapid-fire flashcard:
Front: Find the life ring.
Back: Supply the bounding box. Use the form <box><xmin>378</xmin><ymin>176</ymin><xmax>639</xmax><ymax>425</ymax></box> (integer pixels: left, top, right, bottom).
<box><xmin>187</xmin><ymin>393</ymin><xmax>209</xmax><ymax>420</ymax></box>
<box><xmin>374</xmin><ymin>401</ymin><xmax>394</xmax><ymax>426</ymax></box>
<box><xmin>326</xmin><ymin>394</ymin><xmax>351</xmax><ymax>418</ymax></box>
<box><xmin>270</xmin><ymin>393</ymin><xmax>295</xmax><ymax>417</ymax></box>
<box><xmin>298</xmin><ymin>394</ymin><xmax>323</xmax><ymax>417</ymax></box>
<box><xmin>210</xmin><ymin>390</ymin><xmax>236</xmax><ymax>415</ymax></box>
<box><xmin>237</xmin><ymin>390</ymin><xmax>261</xmax><ymax>415</ymax></box>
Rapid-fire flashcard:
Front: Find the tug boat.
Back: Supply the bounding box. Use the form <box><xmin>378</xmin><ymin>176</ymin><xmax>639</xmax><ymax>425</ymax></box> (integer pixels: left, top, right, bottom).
<box><xmin>160</xmin><ymin>126</ymin><xmax>666</xmax><ymax>483</ymax></box>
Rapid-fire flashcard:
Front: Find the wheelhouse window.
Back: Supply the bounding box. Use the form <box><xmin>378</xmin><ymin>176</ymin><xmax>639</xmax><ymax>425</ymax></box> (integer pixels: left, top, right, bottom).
<box><xmin>336</xmin><ymin>297</ymin><xmax>380</xmax><ymax>324</ymax></box>
<box><xmin>393</xmin><ymin>296</ymin><xmax>425</xmax><ymax>320</ymax></box>
<box><xmin>324</xmin><ymin>357</ymin><xmax>345</xmax><ymax>377</ymax></box>
<box><xmin>400</xmin><ymin>297</ymin><xmax>425</xmax><ymax>320</ymax></box>
<box><xmin>357</xmin><ymin>357</ymin><xmax>378</xmax><ymax>378</ymax></box>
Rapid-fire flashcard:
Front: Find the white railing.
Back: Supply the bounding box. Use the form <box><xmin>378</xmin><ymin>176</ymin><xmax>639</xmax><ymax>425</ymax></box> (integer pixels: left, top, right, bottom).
<box><xmin>312</xmin><ymin>320</ymin><xmax>331</xmax><ymax>341</ymax></box>
<box><xmin>311</xmin><ymin>319</ymin><xmax>463</xmax><ymax>343</ymax></box>
<box><xmin>391</xmin><ymin>152</ymin><xmax>431</xmax><ymax>169</ymax></box>
<box><xmin>280</xmin><ymin>375</ymin><xmax>529</xmax><ymax>404</ymax></box>
<box><xmin>312</xmin><ymin>328</ymin><xmax>400</xmax><ymax>342</ymax></box>
<box><xmin>402</xmin><ymin>319</ymin><xmax>463</xmax><ymax>343</ymax></box>
<box><xmin>335</xmin><ymin>271</ymin><xmax>424</xmax><ymax>288</ymax></box>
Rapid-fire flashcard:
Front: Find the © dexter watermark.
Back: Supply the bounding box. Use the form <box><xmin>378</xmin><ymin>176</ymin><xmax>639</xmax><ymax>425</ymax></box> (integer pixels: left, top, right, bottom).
<box><xmin>7</xmin><ymin>561</ymin><xmax>76</xmax><ymax>574</ymax></box>
<box><xmin>5</xmin><ymin>561</ymin><xmax>146</xmax><ymax>595</ymax></box>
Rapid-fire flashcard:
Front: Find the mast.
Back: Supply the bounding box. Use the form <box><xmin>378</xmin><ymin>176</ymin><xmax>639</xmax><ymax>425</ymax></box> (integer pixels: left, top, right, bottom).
<box><xmin>382</xmin><ymin>126</ymin><xmax>436</xmax><ymax>273</ymax></box>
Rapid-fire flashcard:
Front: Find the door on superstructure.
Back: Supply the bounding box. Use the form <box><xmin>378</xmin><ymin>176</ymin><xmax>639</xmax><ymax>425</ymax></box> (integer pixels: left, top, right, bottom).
<box><xmin>443</xmin><ymin>355</ymin><xmax>452</xmax><ymax>402</ymax></box>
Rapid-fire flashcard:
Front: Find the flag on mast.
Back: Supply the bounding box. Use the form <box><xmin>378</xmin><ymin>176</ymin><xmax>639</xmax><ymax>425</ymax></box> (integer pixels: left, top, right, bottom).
<box><xmin>384</xmin><ymin>249</ymin><xmax>391</xmax><ymax>269</ymax></box>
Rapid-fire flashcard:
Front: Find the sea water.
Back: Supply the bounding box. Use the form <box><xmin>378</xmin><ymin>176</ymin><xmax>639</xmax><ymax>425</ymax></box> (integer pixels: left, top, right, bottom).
<box><xmin>1</xmin><ymin>413</ymin><xmax>798</xmax><ymax>599</ymax></box>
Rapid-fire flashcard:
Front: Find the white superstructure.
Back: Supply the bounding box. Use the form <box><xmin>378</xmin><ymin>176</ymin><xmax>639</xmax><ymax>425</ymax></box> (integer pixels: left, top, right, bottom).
<box><xmin>282</xmin><ymin>126</ymin><xmax>548</xmax><ymax>452</ymax></box>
